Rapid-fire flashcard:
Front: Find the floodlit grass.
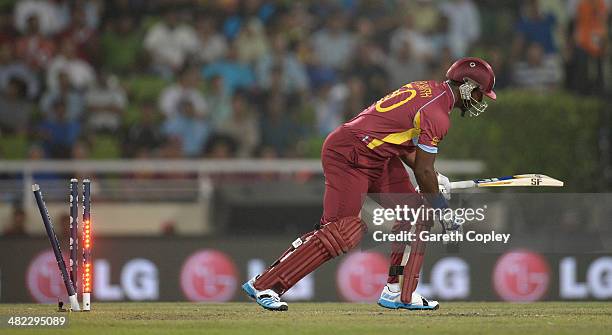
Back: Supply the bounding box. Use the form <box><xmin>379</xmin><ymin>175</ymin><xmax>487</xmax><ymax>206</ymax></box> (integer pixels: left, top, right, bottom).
<box><xmin>1</xmin><ymin>302</ymin><xmax>611</xmax><ymax>335</ymax></box>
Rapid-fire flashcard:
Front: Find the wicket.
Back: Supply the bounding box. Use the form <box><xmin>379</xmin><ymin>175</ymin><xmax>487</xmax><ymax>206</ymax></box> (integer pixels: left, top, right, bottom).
<box><xmin>32</xmin><ymin>179</ymin><xmax>93</xmax><ymax>312</ymax></box>
<box><xmin>32</xmin><ymin>184</ymin><xmax>81</xmax><ymax>312</ymax></box>
<box><xmin>69</xmin><ymin>179</ymin><xmax>78</xmax><ymax>299</ymax></box>
<box><xmin>82</xmin><ymin>179</ymin><xmax>92</xmax><ymax>311</ymax></box>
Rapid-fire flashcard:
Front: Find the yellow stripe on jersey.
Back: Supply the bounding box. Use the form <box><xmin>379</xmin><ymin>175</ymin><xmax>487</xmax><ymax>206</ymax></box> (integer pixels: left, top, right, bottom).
<box><xmin>366</xmin><ymin>111</ymin><xmax>422</xmax><ymax>150</ymax></box>
<box><xmin>414</xmin><ymin>110</ymin><xmax>421</xmax><ymax>129</ymax></box>
<box><xmin>381</xmin><ymin>128</ymin><xmax>420</xmax><ymax>145</ymax></box>
<box><xmin>367</xmin><ymin>138</ymin><xmax>385</xmax><ymax>149</ymax></box>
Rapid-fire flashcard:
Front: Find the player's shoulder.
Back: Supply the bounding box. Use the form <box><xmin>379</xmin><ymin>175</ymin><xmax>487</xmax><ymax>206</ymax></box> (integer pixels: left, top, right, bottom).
<box><xmin>407</xmin><ymin>80</ymin><xmax>448</xmax><ymax>101</ymax></box>
<box><xmin>408</xmin><ymin>80</ymin><xmax>445</xmax><ymax>97</ymax></box>
<box><xmin>408</xmin><ymin>80</ymin><xmax>452</xmax><ymax>110</ymax></box>
<box><xmin>413</xmin><ymin>80</ymin><xmax>451</xmax><ymax>123</ymax></box>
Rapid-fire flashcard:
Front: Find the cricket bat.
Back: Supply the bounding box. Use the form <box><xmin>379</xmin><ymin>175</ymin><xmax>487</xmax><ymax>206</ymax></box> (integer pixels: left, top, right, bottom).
<box><xmin>450</xmin><ymin>174</ymin><xmax>564</xmax><ymax>190</ymax></box>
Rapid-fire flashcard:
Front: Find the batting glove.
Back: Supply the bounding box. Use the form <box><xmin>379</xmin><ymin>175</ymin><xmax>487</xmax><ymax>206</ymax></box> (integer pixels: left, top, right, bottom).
<box><xmin>436</xmin><ymin>172</ymin><xmax>452</xmax><ymax>200</ymax></box>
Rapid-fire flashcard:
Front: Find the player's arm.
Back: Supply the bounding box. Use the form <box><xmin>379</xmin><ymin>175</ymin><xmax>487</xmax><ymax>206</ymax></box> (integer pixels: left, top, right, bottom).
<box><xmin>414</xmin><ymin>106</ymin><xmax>451</xmax><ymax>200</ymax></box>
<box><xmin>413</xmin><ymin>148</ymin><xmax>439</xmax><ymax>195</ymax></box>
<box><xmin>414</xmin><ymin>146</ymin><xmax>461</xmax><ymax>237</ymax></box>
<box><xmin>399</xmin><ymin>150</ymin><xmax>416</xmax><ymax>169</ymax></box>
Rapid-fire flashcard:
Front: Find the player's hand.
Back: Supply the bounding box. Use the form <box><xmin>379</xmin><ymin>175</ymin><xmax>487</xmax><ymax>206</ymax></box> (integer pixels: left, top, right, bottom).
<box><xmin>440</xmin><ymin>213</ymin><xmax>463</xmax><ymax>245</ymax></box>
<box><xmin>441</xmin><ymin>215</ymin><xmax>462</xmax><ymax>233</ymax></box>
<box><xmin>414</xmin><ymin>172</ymin><xmax>450</xmax><ymax>196</ymax></box>
<box><xmin>436</xmin><ymin>172</ymin><xmax>451</xmax><ymax>200</ymax></box>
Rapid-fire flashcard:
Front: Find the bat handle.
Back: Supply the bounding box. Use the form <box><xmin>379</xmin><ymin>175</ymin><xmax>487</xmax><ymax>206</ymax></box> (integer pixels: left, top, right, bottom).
<box><xmin>450</xmin><ymin>180</ymin><xmax>476</xmax><ymax>190</ymax></box>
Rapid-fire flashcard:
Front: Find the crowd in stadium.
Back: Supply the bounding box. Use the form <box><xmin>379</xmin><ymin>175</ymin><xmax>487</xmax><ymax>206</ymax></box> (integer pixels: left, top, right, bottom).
<box><xmin>0</xmin><ymin>0</ymin><xmax>609</xmax><ymax>160</ymax></box>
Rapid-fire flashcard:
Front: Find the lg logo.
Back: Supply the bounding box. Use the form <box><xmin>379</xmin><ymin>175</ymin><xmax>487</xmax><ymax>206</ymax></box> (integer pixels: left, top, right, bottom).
<box><xmin>493</xmin><ymin>250</ymin><xmax>550</xmax><ymax>302</ymax></box>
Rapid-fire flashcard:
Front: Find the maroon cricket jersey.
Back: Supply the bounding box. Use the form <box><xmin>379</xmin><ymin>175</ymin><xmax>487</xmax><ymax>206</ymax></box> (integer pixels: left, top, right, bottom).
<box><xmin>344</xmin><ymin>80</ymin><xmax>455</xmax><ymax>159</ymax></box>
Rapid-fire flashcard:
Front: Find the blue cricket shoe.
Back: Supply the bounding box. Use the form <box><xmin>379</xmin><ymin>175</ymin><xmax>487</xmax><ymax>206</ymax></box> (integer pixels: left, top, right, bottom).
<box><xmin>378</xmin><ymin>284</ymin><xmax>440</xmax><ymax>310</ymax></box>
<box><xmin>242</xmin><ymin>276</ymin><xmax>288</xmax><ymax>311</ymax></box>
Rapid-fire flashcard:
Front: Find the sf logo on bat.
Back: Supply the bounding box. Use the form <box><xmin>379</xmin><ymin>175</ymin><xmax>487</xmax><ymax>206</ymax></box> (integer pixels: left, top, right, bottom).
<box><xmin>530</xmin><ymin>174</ymin><xmax>545</xmax><ymax>186</ymax></box>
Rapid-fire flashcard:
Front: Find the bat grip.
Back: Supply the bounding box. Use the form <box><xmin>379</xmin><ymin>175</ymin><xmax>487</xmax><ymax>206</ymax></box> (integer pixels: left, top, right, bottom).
<box><xmin>450</xmin><ymin>181</ymin><xmax>476</xmax><ymax>190</ymax></box>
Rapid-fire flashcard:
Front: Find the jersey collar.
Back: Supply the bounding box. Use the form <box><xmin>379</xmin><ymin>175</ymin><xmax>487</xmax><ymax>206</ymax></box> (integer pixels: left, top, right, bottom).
<box><xmin>443</xmin><ymin>81</ymin><xmax>456</xmax><ymax>113</ymax></box>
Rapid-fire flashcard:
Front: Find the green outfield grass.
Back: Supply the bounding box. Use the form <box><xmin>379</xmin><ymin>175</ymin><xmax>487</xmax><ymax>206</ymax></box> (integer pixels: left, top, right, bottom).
<box><xmin>1</xmin><ymin>302</ymin><xmax>611</xmax><ymax>335</ymax></box>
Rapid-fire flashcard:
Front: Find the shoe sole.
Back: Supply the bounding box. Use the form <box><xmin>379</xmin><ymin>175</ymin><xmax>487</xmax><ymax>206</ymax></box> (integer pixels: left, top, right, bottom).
<box><xmin>378</xmin><ymin>301</ymin><xmax>440</xmax><ymax>311</ymax></box>
<box><xmin>262</xmin><ymin>304</ymin><xmax>288</xmax><ymax>311</ymax></box>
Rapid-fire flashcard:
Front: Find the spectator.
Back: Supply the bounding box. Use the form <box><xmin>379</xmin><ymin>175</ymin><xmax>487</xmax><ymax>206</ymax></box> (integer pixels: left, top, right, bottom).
<box><xmin>389</xmin><ymin>13</ymin><xmax>433</xmax><ymax>62</ymax></box>
<box><xmin>70</xmin><ymin>141</ymin><xmax>95</xmax><ymax>179</ymax></box>
<box><xmin>0</xmin><ymin>11</ymin><xmax>15</xmax><ymax>45</ymax></box>
<box><xmin>205</xmin><ymin>135</ymin><xmax>238</xmax><ymax>158</ymax></box>
<box><xmin>384</xmin><ymin>37</ymin><xmax>428</xmax><ymax>88</ymax></box>
<box><xmin>244</xmin><ymin>0</ymin><xmax>277</xmax><ymax>24</ymax></box>
<box><xmin>567</xmin><ymin>0</ymin><xmax>609</xmax><ymax>95</ymax></box>
<box><xmin>143</xmin><ymin>10</ymin><xmax>198</xmax><ymax>78</ymax></box>
<box><xmin>74</xmin><ymin>0</ymin><xmax>102</xmax><ymax>29</ymax></box>
<box><xmin>100</xmin><ymin>16</ymin><xmax>142</xmax><ymax>74</ymax></box>
<box><xmin>37</xmin><ymin>99</ymin><xmax>81</xmax><ymax>158</ymax></box>
<box><xmin>298</xmin><ymin>39</ymin><xmax>337</xmax><ymax>90</ymax></box>
<box><xmin>402</xmin><ymin>0</ymin><xmax>442</xmax><ymax>35</ymax></box>
<box><xmin>311</xmin><ymin>13</ymin><xmax>357</xmax><ymax>70</ymax></box>
<box><xmin>255</xmin><ymin>34</ymin><xmax>309</xmax><ymax>94</ymax></box>
<box><xmin>60</xmin><ymin>5</ymin><xmax>99</xmax><ymax>63</ymax></box>
<box><xmin>512</xmin><ymin>42</ymin><xmax>563</xmax><ymax>91</ymax></box>
<box><xmin>27</xmin><ymin>144</ymin><xmax>63</xmax><ymax>180</ymax></box>
<box><xmin>103</xmin><ymin>0</ymin><xmax>149</xmax><ymax>22</ymax></box>
<box><xmin>0</xmin><ymin>78</ymin><xmax>34</xmax><ymax>133</ymax></box>
<box><xmin>159</xmin><ymin>67</ymin><xmax>208</xmax><ymax>119</ymax></box>
<box><xmin>279</xmin><ymin>3</ymin><xmax>314</xmax><ymax>44</ymax></box>
<box><xmin>236</xmin><ymin>18</ymin><xmax>269</xmax><ymax>66</ymax></box>
<box><xmin>0</xmin><ymin>44</ymin><xmax>40</xmax><ymax>100</ymax></box>
<box><xmin>202</xmin><ymin>43</ymin><xmax>256</xmax><ymax>95</ymax></box>
<box><xmin>257</xmin><ymin>145</ymin><xmax>280</xmax><ymax>159</ymax></box>
<box><xmin>123</xmin><ymin>101</ymin><xmax>165</xmax><ymax>157</ymax></box>
<box><xmin>14</xmin><ymin>0</ymin><xmax>68</xmax><ymax>36</ymax></box>
<box><xmin>353</xmin><ymin>16</ymin><xmax>377</xmax><ymax>43</ymax></box>
<box><xmin>206</xmin><ymin>75</ymin><xmax>232</xmax><ymax>127</ymax></box>
<box><xmin>28</xmin><ymin>144</ymin><xmax>46</xmax><ymax>160</ymax></box>
<box><xmin>40</xmin><ymin>71</ymin><xmax>85</xmax><ymax>122</ymax></box>
<box><xmin>487</xmin><ymin>47</ymin><xmax>512</xmax><ymax>89</ymax></box>
<box><xmin>349</xmin><ymin>41</ymin><xmax>388</xmax><ymax>104</ymax></box>
<box><xmin>429</xmin><ymin>15</ymin><xmax>451</xmax><ymax>61</ymax></box>
<box><xmin>439</xmin><ymin>0</ymin><xmax>481</xmax><ymax>58</ymax></box>
<box><xmin>219</xmin><ymin>0</ymin><xmax>243</xmax><ymax>40</ymax></box>
<box><xmin>512</xmin><ymin>0</ymin><xmax>559</xmax><ymax>60</ymax></box>
<box><xmin>14</xmin><ymin>16</ymin><xmax>56</xmax><ymax>71</ymax></box>
<box><xmin>194</xmin><ymin>16</ymin><xmax>228</xmax><ymax>64</ymax></box>
<box><xmin>429</xmin><ymin>47</ymin><xmax>455</xmax><ymax>80</ymax></box>
<box><xmin>313</xmin><ymin>81</ymin><xmax>348</xmax><ymax>136</ymax></box>
<box><xmin>2</xmin><ymin>205</ymin><xmax>27</xmax><ymax>236</ymax></box>
<box><xmin>85</xmin><ymin>73</ymin><xmax>127</xmax><ymax>133</ymax></box>
<box><xmin>71</xmin><ymin>141</ymin><xmax>90</xmax><ymax>160</ymax></box>
<box><xmin>259</xmin><ymin>93</ymin><xmax>299</xmax><ymax>156</ymax></box>
<box><xmin>217</xmin><ymin>91</ymin><xmax>260</xmax><ymax>157</ymax></box>
<box><xmin>162</xmin><ymin>100</ymin><xmax>211</xmax><ymax>157</ymax></box>
<box><xmin>158</xmin><ymin>137</ymin><xmax>184</xmax><ymax>160</ymax></box>
<box><xmin>46</xmin><ymin>38</ymin><xmax>96</xmax><ymax>91</ymax></box>
<box><xmin>342</xmin><ymin>76</ymin><xmax>367</xmax><ymax>120</ymax></box>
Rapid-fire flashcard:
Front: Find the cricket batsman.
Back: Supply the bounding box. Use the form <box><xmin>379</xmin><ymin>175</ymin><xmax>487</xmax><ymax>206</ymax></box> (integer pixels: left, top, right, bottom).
<box><xmin>242</xmin><ymin>57</ymin><xmax>496</xmax><ymax>311</ymax></box>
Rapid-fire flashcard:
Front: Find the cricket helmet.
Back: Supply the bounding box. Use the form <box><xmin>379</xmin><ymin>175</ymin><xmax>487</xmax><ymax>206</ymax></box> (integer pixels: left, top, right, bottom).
<box><xmin>446</xmin><ymin>57</ymin><xmax>496</xmax><ymax>117</ymax></box>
